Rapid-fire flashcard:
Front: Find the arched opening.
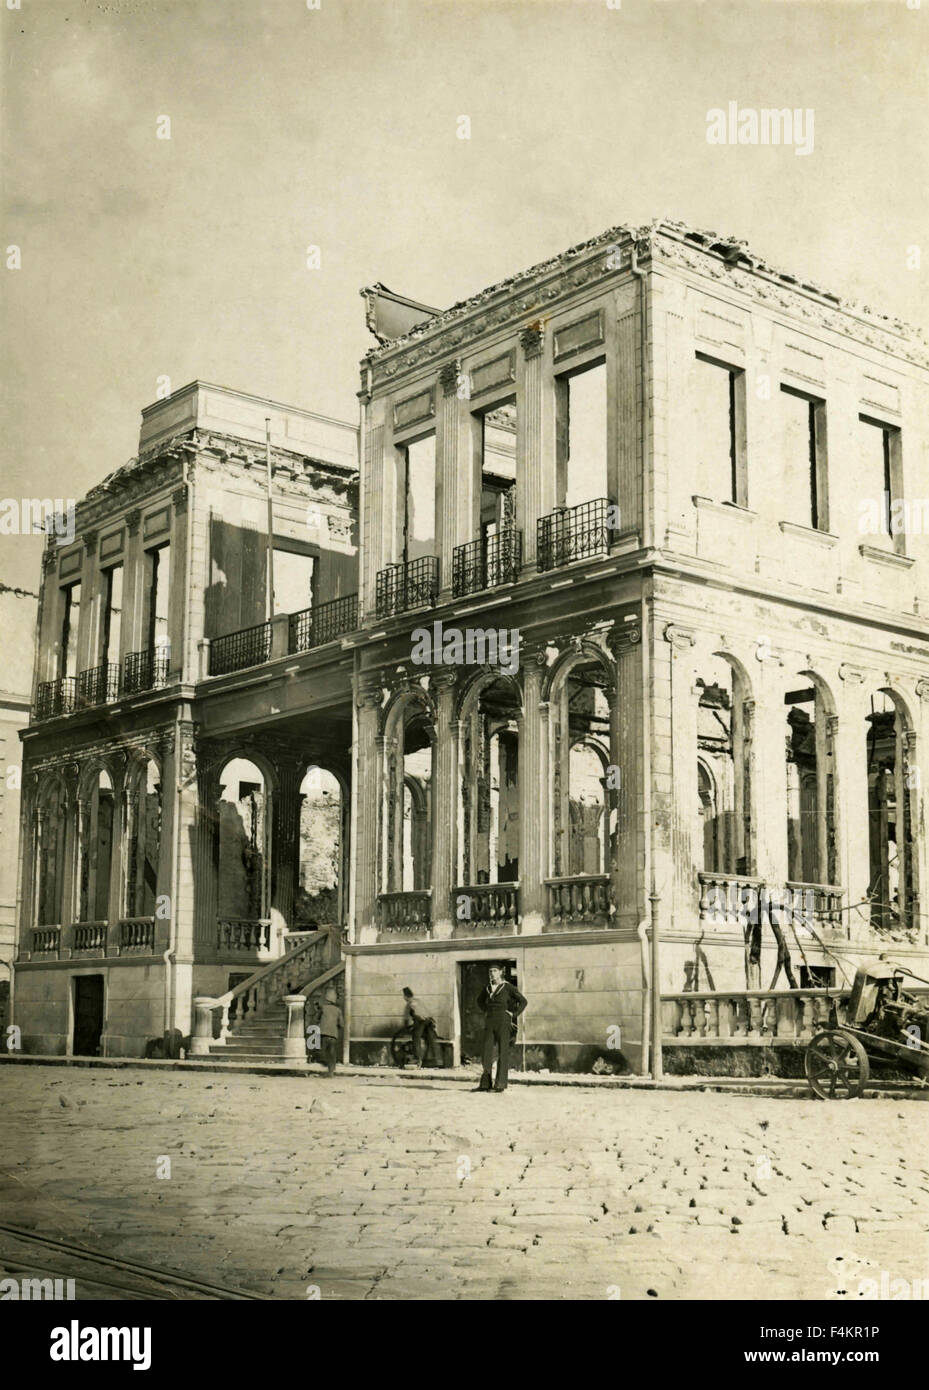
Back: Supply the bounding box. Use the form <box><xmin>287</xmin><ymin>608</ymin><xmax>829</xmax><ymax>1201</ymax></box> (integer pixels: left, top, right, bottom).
<box><xmin>36</xmin><ymin>781</ymin><xmax>67</xmax><ymax>927</ymax></box>
<box><xmin>79</xmin><ymin>770</ymin><xmax>116</xmax><ymax>922</ymax></box>
<box><xmin>552</xmin><ymin>656</ymin><xmax>614</xmax><ymax>879</ymax></box>
<box><xmin>217</xmin><ymin>757</ymin><xmax>268</xmax><ymax>920</ymax></box>
<box><xmin>459</xmin><ymin>676</ymin><xmax>521</xmax><ymax>886</ymax></box>
<box><xmin>126</xmin><ymin>759</ymin><xmax>163</xmax><ymax>917</ymax></box>
<box><xmin>296</xmin><ymin>766</ymin><xmax>343</xmax><ymax>925</ymax></box>
<box><xmin>384</xmin><ymin>699</ymin><xmax>434</xmax><ymax>895</ymax></box>
<box><xmin>866</xmin><ymin>692</ymin><xmax>916</xmax><ymax>935</ymax></box>
<box><xmin>785</xmin><ymin>678</ymin><xmax>837</xmax><ymax>888</ymax></box>
<box><xmin>695</xmin><ymin>657</ymin><xmax>753</xmax><ymax>875</ymax></box>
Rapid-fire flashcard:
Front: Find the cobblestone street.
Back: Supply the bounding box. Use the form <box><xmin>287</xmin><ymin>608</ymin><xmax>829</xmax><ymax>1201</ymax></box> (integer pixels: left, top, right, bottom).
<box><xmin>1</xmin><ymin>1064</ymin><xmax>927</xmax><ymax>1301</ymax></box>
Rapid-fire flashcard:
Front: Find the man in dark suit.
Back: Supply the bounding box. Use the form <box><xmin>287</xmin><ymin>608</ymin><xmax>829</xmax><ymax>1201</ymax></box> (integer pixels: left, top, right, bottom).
<box><xmin>477</xmin><ymin>965</ymin><xmax>527</xmax><ymax>1092</ymax></box>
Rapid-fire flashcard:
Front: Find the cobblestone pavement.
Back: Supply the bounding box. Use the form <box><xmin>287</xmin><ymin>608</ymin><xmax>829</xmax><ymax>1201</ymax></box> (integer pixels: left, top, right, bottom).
<box><xmin>1</xmin><ymin>1065</ymin><xmax>926</xmax><ymax>1300</ymax></box>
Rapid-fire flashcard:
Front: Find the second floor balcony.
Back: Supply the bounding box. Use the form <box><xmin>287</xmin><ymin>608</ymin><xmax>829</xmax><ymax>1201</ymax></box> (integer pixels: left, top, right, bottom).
<box><xmin>123</xmin><ymin>648</ymin><xmax>170</xmax><ymax>695</ymax></box>
<box><xmin>375</xmin><ymin>556</ymin><xmax>439</xmax><ymax>619</ymax></box>
<box><xmin>537</xmin><ymin>497</ymin><xmax>614</xmax><ymax>571</ymax></box>
<box><xmin>289</xmin><ymin>593</ymin><xmax>359</xmax><ymax>653</ymax></box>
<box><xmin>208</xmin><ymin>620</ymin><xmax>272</xmax><ymax>677</ymax></box>
<box><xmin>452</xmin><ymin>528</ymin><xmax>522</xmax><ymax>598</ymax></box>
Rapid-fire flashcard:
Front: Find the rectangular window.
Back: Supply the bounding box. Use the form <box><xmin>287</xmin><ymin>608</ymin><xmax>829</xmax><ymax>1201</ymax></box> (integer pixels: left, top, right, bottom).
<box><xmin>60</xmin><ymin>581</ymin><xmax>81</xmax><ymax>678</ymax></box>
<box><xmin>859</xmin><ymin>415</ymin><xmax>903</xmax><ymax>551</ymax></box>
<box><xmin>695</xmin><ymin>354</ymin><xmax>746</xmax><ymax>505</ymax></box>
<box><xmin>402</xmin><ymin>434</ymin><xmax>436</xmax><ymax>563</ymax></box>
<box><xmin>478</xmin><ymin>401</ymin><xmax>517</xmax><ymax>541</ymax></box>
<box><xmin>145</xmin><ymin>543</ymin><xmax>171</xmax><ymax>653</ymax></box>
<box><xmin>273</xmin><ymin>547</ymin><xmax>315</xmax><ymax>616</ymax></box>
<box><xmin>556</xmin><ymin>361</ymin><xmax>608</xmax><ymax>508</ymax></box>
<box><xmin>100</xmin><ymin>565</ymin><xmax>123</xmax><ymax>666</ymax></box>
<box><xmin>781</xmin><ymin>387</ymin><xmax>828</xmax><ymax>530</ymax></box>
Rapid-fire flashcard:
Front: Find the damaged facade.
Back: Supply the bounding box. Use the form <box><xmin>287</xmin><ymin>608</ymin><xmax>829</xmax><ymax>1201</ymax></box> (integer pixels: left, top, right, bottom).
<box><xmin>12</xmin><ymin>222</ymin><xmax>929</xmax><ymax>1073</ymax></box>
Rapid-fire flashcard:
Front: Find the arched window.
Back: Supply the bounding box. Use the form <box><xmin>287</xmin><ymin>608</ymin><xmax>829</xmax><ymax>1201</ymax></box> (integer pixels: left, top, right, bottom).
<box><xmin>383</xmin><ymin>698</ymin><xmax>434</xmax><ymax>893</ymax></box>
<box><xmin>79</xmin><ymin>770</ymin><xmax>116</xmax><ymax>922</ymax></box>
<box><xmin>695</xmin><ymin>657</ymin><xmax>753</xmax><ymax>875</ymax></box>
<box><xmin>126</xmin><ymin>759</ymin><xmax>162</xmax><ymax>917</ymax></box>
<box><xmin>784</xmin><ymin>679</ymin><xmax>836</xmax><ymax>887</ymax></box>
<box><xmin>296</xmin><ymin>766</ymin><xmax>343</xmax><ymax>925</ymax></box>
<box><xmin>551</xmin><ymin>657</ymin><xmax>613</xmax><ymax>878</ymax></box>
<box><xmin>458</xmin><ymin>676</ymin><xmax>521</xmax><ymax>887</ymax></box>
<box><xmin>217</xmin><ymin>758</ymin><xmax>268</xmax><ymax>919</ymax></box>
<box><xmin>36</xmin><ymin>780</ymin><xmax>68</xmax><ymax>927</ymax></box>
<box><xmin>866</xmin><ymin>692</ymin><xmax>916</xmax><ymax>934</ymax></box>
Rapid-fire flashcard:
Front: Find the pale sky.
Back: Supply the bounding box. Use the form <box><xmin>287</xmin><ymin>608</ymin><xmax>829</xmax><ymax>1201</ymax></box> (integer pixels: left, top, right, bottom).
<box><xmin>2</xmin><ymin>0</ymin><xmax>926</xmax><ymax>588</ymax></box>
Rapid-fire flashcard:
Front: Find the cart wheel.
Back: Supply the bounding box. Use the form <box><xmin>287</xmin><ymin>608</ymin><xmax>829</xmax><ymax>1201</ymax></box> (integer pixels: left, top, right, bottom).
<box><xmin>805</xmin><ymin>1030</ymin><xmax>870</xmax><ymax>1100</ymax></box>
<box><xmin>391</xmin><ymin>1028</ymin><xmax>415</xmax><ymax>1068</ymax></box>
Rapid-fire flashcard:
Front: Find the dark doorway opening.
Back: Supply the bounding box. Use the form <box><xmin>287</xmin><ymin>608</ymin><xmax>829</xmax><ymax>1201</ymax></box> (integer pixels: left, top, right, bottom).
<box><xmin>73</xmin><ymin>975</ymin><xmax>104</xmax><ymax>1056</ymax></box>
<box><xmin>458</xmin><ymin>958</ymin><xmax>518</xmax><ymax>1064</ymax></box>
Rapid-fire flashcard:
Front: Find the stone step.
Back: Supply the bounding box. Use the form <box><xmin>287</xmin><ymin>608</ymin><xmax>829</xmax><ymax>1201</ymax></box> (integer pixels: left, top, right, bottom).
<box><xmin>212</xmin><ymin>1042</ymin><xmax>292</xmax><ymax>1056</ymax></box>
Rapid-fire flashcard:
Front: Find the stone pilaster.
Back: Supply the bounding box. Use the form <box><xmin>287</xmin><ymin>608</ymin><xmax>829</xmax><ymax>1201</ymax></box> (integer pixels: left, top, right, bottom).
<box><xmin>430</xmin><ymin>671</ymin><xmax>458</xmax><ymax>939</ymax></box>
<box><xmin>516</xmin><ymin>324</ymin><xmax>548</xmax><ymax>569</ymax></box>
<box><xmin>663</xmin><ymin>624</ymin><xmax>697</xmax><ymax>933</ymax></box>
<box><xmin>518</xmin><ymin>650</ymin><xmax>547</xmax><ymax>934</ymax></box>
<box><xmin>353</xmin><ymin>684</ymin><xmax>382</xmax><ymax>944</ymax></box>
<box><xmin>610</xmin><ymin>625</ymin><xmax>644</xmax><ymax>926</ymax></box>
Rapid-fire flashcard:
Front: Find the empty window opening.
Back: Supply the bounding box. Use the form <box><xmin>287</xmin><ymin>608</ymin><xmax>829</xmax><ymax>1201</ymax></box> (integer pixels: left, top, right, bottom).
<box><xmin>556</xmin><ymin>361</ymin><xmax>608</xmax><ymax>508</ymax></box>
<box><xmin>694</xmin><ymin>355</ymin><xmax>745</xmax><ymax>506</ymax></box>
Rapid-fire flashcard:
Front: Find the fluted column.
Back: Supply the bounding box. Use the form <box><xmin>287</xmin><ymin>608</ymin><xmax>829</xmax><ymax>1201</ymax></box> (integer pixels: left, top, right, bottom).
<box><xmin>437</xmin><ymin>362</ymin><xmax>462</xmax><ymax>599</ymax></box>
<box><xmin>610</xmin><ymin>626</ymin><xmax>644</xmax><ymax>927</ymax></box>
<box><xmin>430</xmin><ymin>672</ymin><xmax>458</xmax><ymax>939</ymax></box>
<box><xmin>663</xmin><ymin>624</ymin><xmax>697</xmax><ymax>934</ymax></box>
<box><xmin>518</xmin><ymin>651</ymin><xmax>547</xmax><ymax>934</ymax></box>
<box><xmin>516</xmin><ymin>324</ymin><xmax>547</xmax><ymax>571</ymax></box>
<box><xmin>271</xmin><ymin>755</ymin><xmax>302</xmax><ymax>941</ymax></box>
<box><xmin>353</xmin><ymin>684</ymin><xmax>383</xmax><ymax>944</ymax></box>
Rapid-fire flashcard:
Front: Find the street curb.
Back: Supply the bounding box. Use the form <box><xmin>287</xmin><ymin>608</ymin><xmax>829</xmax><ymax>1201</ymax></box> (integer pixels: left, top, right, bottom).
<box><xmin>0</xmin><ymin>1053</ymin><xmax>924</xmax><ymax>1099</ymax></box>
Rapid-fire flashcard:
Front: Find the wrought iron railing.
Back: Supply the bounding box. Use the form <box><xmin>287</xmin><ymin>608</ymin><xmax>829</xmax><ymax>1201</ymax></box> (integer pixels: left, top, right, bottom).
<box><xmin>209</xmin><ymin>622</ymin><xmax>272</xmax><ymax>676</ymax></box>
<box><xmin>33</xmin><ymin>677</ymin><xmax>77</xmax><ymax>722</ymax></box>
<box><xmin>216</xmin><ymin>918</ymin><xmax>272</xmax><ymax>952</ymax></box>
<box><xmin>537</xmin><ymin>497</ymin><xmax>614</xmax><ymax>571</ymax></box>
<box><xmin>78</xmin><ymin>663</ymin><xmax>121</xmax><ymax>708</ymax></box>
<box><xmin>375</xmin><ymin>557</ymin><xmax>439</xmax><ymax>619</ymax></box>
<box><xmin>123</xmin><ymin>648</ymin><xmax>170</xmax><ymax>695</ymax></box>
<box><xmin>288</xmin><ymin>593</ymin><xmax>359</xmax><ymax>653</ymax></box>
<box><xmin>452</xmin><ymin>529</ymin><xmax>522</xmax><ymax>597</ymax></box>
<box><xmin>120</xmin><ymin>917</ymin><xmax>156</xmax><ymax>951</ymax></box>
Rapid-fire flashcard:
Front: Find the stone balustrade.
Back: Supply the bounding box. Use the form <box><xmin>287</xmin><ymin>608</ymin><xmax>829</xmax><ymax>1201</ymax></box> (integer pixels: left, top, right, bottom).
<box><xmin>73</xmin><ymin>922</ymin><xmax>107</xmax><ymax>952</ymax></box>
<box><xmin>662</xmin><ymin>988</ymin><xmax>851</xmax><ymax>1042</ymax></box>
<box><xmin>31</xmin><ymin>927</ymin><xmax>61</xmax><ymax>955</ymax></box>
<box><xmin>545</xmin><ymin>875</ymin><xmax>614</xmax><ymax>928</ymax></box>
<box><xmin>119</xmin><ymin>917</ymin><xmax>156</xmax><ymax>951</ymax></box>
<box><xmin>452</xmin><ymin>882</ymin><xmax>520</xmax><ymax>934</ymax></box>
<box><xmin>216</xmin><ymin>918</ymin><xmax>272</xmax><ymax>952</ymax></box>
<box><xmin>376</xmin><ymin>891</ymin><xmax>432</xmax><ymax>936</ymax></box>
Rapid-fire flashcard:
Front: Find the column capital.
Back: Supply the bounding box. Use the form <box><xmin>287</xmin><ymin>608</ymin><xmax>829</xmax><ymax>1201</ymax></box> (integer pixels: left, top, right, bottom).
<box><xmin>125</xmin><ymin>508</ymin><xmax>141</xmax><ymax>537</ymax></box>
<box><xmin>438</xmin><ymin>360</ymin><xmax>462</xmax><ymax>396</ymax></box>
<box><xmin>172</xmin><ymin>484</ymin><xmax>189</xmax><ymax>514</ymax></box>
<box><xmin>519</xmin><ymin>321</ymin><xmax>544</xmax><ymax>359</ymax></box>
<box><xmin>662</xmin><ymin>623</ymin><xmax>695</xmax><ymax>651</ymax></box>
<box><xmin>609</xmin><ymin>623</ymin><xmax>642</xmax><ymax>656</ymax></box>
<box><xmin>82</xmin><ymin>530</ymin><xmax>98</xmax><ymax>556</ymax></box>
<box><xmin>917</xmin><ymin>678</ymin><xmax>929</xmax><ymax>703</ymax></box>
<box><xmin>838</xmin><ymin>662</ymin><xmax>865</xmax><ymax>685</ymax></box>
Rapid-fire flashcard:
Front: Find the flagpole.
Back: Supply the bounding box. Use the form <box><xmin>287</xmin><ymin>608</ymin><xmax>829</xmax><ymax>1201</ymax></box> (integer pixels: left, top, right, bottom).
<box><xmin>265</xmin><ymin>416</ymin><xmax>275</xmax><ymax>622</ymax></box>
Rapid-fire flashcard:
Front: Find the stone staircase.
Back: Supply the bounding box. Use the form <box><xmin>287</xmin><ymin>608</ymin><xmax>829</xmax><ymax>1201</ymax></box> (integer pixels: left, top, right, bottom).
<box><xmin>193</xmin><ymin>926</ymin><xmax>344</xmax><ymax>1065</ymax></box>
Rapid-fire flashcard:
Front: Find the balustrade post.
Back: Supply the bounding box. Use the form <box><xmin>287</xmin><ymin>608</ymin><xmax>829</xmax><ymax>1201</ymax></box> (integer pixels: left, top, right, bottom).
<box><xmin>282</xmin><ymin>995</ymin><xmax>307</xmax><ymax>1060</ymax></box>
<box><xmin>189</xmin><ymin>998</ymin><xmax>216</xmax><ymax>1056</ymax></box>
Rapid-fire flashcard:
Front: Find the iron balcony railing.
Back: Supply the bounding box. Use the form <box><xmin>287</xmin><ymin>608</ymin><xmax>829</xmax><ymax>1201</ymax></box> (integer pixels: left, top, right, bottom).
<box><xmin>34</xmin><ymin>676</ymin><xmax>78</xmax><ymax>722</ymax></box>
<box><xmin>289</xmin><ymin>593</ymin><xmax>359</xmax><ymax>654</ymax></box>
<box><xmin>123</xmin><ymin>648</ymin><xmax>170</xmax><ymax>695</ymax></box>
<box><xmin>452</xmin><ymin>528</ymin><xmax>522</xmax><ymax>597</ymax></box>
<box><xmin>77</xmin><ymin>662</ymin><xmax>121</xmax><ymax>708</ymax></box>
<box><xmin>537</xmin><ymin>497</ymin><xmax>614</xmax><ymax>572</ymax></box>
<box><xmin>375</xmin><ymin>556</ymin><xmax>439</xmax><ymax>619</ymax></box>
<box><xmin>209</xmin><ymin>621</ymin><xmax>272</xmax><ymax>676</ymax></box>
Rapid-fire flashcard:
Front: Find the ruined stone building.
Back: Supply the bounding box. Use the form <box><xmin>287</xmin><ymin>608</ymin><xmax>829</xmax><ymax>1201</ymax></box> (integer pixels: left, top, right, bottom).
<box><xmin>12</xmin><ymin>221</ymin><xmax>929</xmax><ymax>1072</ymax></box>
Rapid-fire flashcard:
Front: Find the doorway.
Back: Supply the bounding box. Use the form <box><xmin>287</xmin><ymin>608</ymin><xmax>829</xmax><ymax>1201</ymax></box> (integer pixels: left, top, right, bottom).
<box><xmin>458</xmin><ymin>958</ymin><xmax>518</xmax><ymax>1064</ymax></box>
<box><xmin>72</xmin><ymin>975</ymin><xmax>104</xmax><ymax>1056</ymax></box>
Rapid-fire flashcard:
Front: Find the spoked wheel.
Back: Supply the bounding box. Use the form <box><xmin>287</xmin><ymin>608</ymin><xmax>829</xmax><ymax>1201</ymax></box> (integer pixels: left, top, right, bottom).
<box><xmin>805</xmin><ymin>1029</ymin><xmax>870</xmax><ymax>1100</ymax></box>
<box><xmin>391</xmin><ymin>1029</ymin><xmax>416</xmax><ymax>1068</ymax></box>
